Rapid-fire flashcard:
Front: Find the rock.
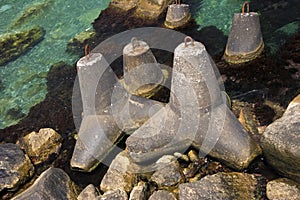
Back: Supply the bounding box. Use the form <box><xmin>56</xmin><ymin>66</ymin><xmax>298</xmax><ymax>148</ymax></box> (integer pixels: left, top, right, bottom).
<box><xmin>187</xmin><ymin>150</ymin><xmax>199</xmax><ymax>162</ymax></box>
<box><xmin>111</xmin><ymin>0</ymin><xmax>139</xmax><ymax>11</ymax></box>
<box><xmin>260</xmin><ymin>94</ymin><xmax>300</xmax><ymax>182</ymax></box>
<box><xmin>67</xmin><ymin>30</ymin><xmax>96</xmax><ymax>54</ymax></box>
<box><xmin>100</xmin><ymin>189</ymin><xmax>128</xmax><ymax>200</ymax></box>
<box><xmin>0</xmin><ymin>143</ymin><xmax>34</xmax><ymax>192</ymax></box>
<box><xmin>11</xmin><ymin>0</ymin><xmax>54</xmax><ymax>27</ymax></box>
<box><xmin>77</xmin><ymin>184</ymin><xmax>100</xmax><ymax>200</ymax></box>
<box><xmin>129</xmin><ymin>182</ymin><xmax>148</xmax><ymax>200</ymax></box>
<box><xmin>136</xmin><ymin>0</ymin><xmax>173</xmax><ymax>19</ymax></box>
<box><xmin>12</xmin><ymin>167</ymin><xmax>77</xmax><ymax>200</ymax></box>
<box><xmin>266</xmin><ymin>178</ymin><xmax>300</xmax><ymax>200</ymax></box>
<box><xmin>150</xmin><ymin>155</ymin><xmax>184</xmax><ymax>189</ymax></box>
<box><xmin>100</xmin><ymin>151</ymin><xmax>137</xmax><ymax>193</ymax></box>
<box><xmin>17</xmin><ymin>128</ymin><xmax>62</xmax><ymax>165</ymax></box>
<box><xmin>0</xmin><ymin>26</ymin><xmax>45</xmax><ymax>66</ymax></box>
<box><xmin>179</xmin><ymin>172</ymin><xmax>260</xmax><ymax>199</ymax></box>
<box><xmin>148</xmin><ymin>190</ymin><xmax>176</xmax><ymax>200</ymax></box>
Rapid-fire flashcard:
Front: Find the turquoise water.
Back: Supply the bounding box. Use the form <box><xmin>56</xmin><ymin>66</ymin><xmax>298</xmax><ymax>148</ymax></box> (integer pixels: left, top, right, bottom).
<box><xmin>0</xmin><ymin>0</ymin><xmax>110</xmax><ymax>128</ymax></box>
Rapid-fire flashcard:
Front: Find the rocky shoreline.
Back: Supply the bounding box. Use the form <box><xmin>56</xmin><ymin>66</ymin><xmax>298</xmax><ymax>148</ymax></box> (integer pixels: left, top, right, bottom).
<box><xmin>0</xmin><ymin>0</ymin><xmax>300</xmax><ymax>199</ymax></box>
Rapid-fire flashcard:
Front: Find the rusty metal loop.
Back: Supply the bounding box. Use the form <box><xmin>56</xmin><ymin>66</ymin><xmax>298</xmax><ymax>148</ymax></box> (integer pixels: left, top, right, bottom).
<box><xmin>184</xmin><ymin>36</ymin><xmax>194</xmax><ymax>47</ymax></box>
<box><xmin>85</xmin><ymin>44</ymin><xmax>90</xmax><ymax>61</ymax></box>
<box><xmin>242</xmin><ymin>2</ymin><xmax>250</xmax><ymax>14</ymax></box>
<box><xmin>131</xmin><ymin>37</ymin><xmax>140</xmax><ymax>51</ymax></box>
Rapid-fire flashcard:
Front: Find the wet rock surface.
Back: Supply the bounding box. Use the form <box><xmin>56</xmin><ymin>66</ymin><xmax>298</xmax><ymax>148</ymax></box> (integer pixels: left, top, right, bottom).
<box><xmin>260</xmin><ymin>94</ymin><xmax>300</xmax><ymax>182</ymax></box>
<box><xmin>0</xmin><ymin>26</ymin><xmax>45</xmax><ymax>66</ymax></box>
<box><xmin>179</xmin><ymin>172</ymin><xmax>262</xmax><ymax>200</ymax></box>
<box><xmin>266</xmin><ymin>178</ymin><xmax>300</xmax><ymax>200</ymax></box>
<box><xmin>12</xmin><ymin>167</ymin><xmax>77</xmax><ymax>200</ymax></box>
<box><xmin>0</xmin><ymin>143</ymin><xmax>34</xmax><ymax>192</ymax></box>
<box><xmin>17</xmin><ymin>128</ymin><xmax>62</xmax><ymax>165</ymax></box>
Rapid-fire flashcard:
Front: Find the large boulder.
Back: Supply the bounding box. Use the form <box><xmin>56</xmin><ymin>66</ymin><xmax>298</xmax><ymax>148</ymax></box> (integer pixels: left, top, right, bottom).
<box><xmin>77</xmin><ymin>184</ymin><xmax>100</xmax><ymax>200</ymax></box>
<box><xmin>136</xmin><ymin>0</ymin><xmax>173</xmax><ymax>19</ymax></box>
<box><xmin>12</xmin><ymin>167</ymin><xmax>77</xmax><ymax>200</ymax></box>
<box><xmin>0</xmin><ymin>143</ymin><xmax>34</xmax><ymax>192</ymax></box>
<box><xmin>260</xmin><ymin>94</ymin><xmax>300</xmax><ymax>182</ymax></box>
<box><xmin>111</xmin><ymin>0</ymin><xmax>139</xmax><ymax>11</ymax></box>
<box><xmin>17</xmin><ymin>128</ymin><xmax>62</xmax><ymax>165</ymax></box>
<box><xmin>0</xmin><ymin>26</ymin><xmax>45</xmax><ymax>66</ymax></box>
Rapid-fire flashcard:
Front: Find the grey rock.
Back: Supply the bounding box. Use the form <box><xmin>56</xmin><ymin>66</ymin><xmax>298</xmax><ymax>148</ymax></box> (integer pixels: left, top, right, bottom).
<box><xmin>260</xmin><ymin>94</ymin><xmax>300</xmax><ymax>182</ymax></box>
<box><xmin>129</xmin><ymin>182</ymin><xmax>148</xmax><ymax>200</ymax></box>
<box><xmin>100</xmin><ymin>189</ymin><xmax>128</xmax><ymax>200</ymax></box>
<box><xmin>179</xmin><ymin>172</ymin><xmax>259</xmax><ymax>200</ymax></box>
<box><xmin>267</xmin><ymin>178</ymin><xmax>300</xmax><ymax>200</ymax></box>
<box><xmin>150</xmin><ymin>155</ymin><xmax>184</xmax><ymax>189</ymax></box>
<box><xmin>148</xmin><ymin>190</ymin><xmax>176</xmax><ymax>200</ymax></box>
<box><xmin>77</xmin><ymin>184</ymin><xmax>99</xmax><ymax>200</ymax></box>
<box><xmin>100</xmin><ymin>151</ymin><xmax>137</xmax><ymax>193</ymax></box>
<box><xmin>17</xmin><ymin>128</ymin><xmax>62</xmax><ymax>165</ymax></box>
<box><xmin>126</xmin><ymin>40</ymin><xmax>261</xmax><ymax>170</ymax></box>
<box><xmin>0</xmin><ymin>143</ymin><xmax>34</xmax><ymax>192</ymax></box>
<box><xmin>12</xmin><ymin>167</ymin><xmax>77</xmax><ymax>200</ymax></box>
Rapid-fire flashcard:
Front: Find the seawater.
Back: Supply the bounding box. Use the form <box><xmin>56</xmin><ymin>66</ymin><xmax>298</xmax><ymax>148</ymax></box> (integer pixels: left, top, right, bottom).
<box><xmin>0</xmin><ymin>0</ymin><xmax>110</xmax><ymax>128</ymax></box>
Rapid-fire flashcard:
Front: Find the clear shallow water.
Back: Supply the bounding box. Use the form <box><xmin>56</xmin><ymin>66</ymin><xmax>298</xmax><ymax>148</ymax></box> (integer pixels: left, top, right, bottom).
<box><xmin>0</xmin><ymin>0</ymin><xmax>110</xmax><ymax>128</ymax></box>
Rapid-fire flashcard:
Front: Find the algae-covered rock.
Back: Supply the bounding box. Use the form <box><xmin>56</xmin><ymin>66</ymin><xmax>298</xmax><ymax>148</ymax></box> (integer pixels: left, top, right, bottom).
<box><xmin>260</xmin><ymin>94</ymin><xmax>300</xmax><ymax>182</ymax></box>
<box><xmin>0</xmin><ymin>143</ymin><xmax>34</xmax><ymax>192</ymax></box>
<box><xmin>11</xmin><ymin>0</ymin><xmax>54</xmax><ymax>28</ymax></box>
<box><xmin>17</xmin><ymin>128</ymin><xmax>63</xmax><ymax>165</ymax></box>
<box><xmin>67</xmin><ymin>30</ymin><xmax>96</xmax><ymax>54</ymax></box>
<box><xmin>0</xmin><ymin>26</ymin><xmax>45</xmax><ymax>66</ymax></box>
<box><xmin>179</xmin><ymin>172</ymin><xmax>260</xmax><ymax>199</ymax></box>
<box><xmin>111</xmin><ymin>0</ymin><xmax>139</xmax><ymax>11</ymax></box>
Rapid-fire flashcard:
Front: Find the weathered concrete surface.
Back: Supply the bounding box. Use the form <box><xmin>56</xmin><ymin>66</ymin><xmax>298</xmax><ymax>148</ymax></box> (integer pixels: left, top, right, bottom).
<box><xmin>17</xmin><ymin>128</ymin><xmax>62</xmax><ymax>165</ymax></box>
<box><xmin>0</xmin><ymin>143</ymin><xmax>34</xmax><ymax>192</ymax></box>
<box><xmin>100</xmin><ymin>151</ymin><xmax>137</xmax><ymax>193</ymax></box>
<box><xmin>126</xmin><ymin>40</ymin><xmax>261</xmax><ymax>170</ymax></box>
<box><xmin>12</xmin><ymin>168</ymin><xmax>77</xmax><ymax>200</ymax></box>
<box><xmin>267</xmin><ymin>178</ymin><xmax>300</xmax><ymax>200</ymax></box>
<box><xmin>179</xmin><ymin>172</ymin><xmax>259</xmax><ymax>200</ymax></box>
<box><xmin>260</xmin><ymin>94</ymin><xmax>300</xmax><ymax>182</ymax></box>
<box><xmin>148</xmin><ymin>190</ymin><xmax>177</xmax><ymax>200</ymax></box>
<box><xmin>77</xmin><ymin>184</ymin><xmax>99</xmax><ymax>200</ymax></box>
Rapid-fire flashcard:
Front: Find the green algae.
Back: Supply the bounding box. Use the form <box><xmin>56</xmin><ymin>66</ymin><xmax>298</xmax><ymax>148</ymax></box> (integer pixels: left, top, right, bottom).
<box><xmin>0</xmin><ymin>26</ymin><xmax>45</xmax><ymax>66</ymax></box>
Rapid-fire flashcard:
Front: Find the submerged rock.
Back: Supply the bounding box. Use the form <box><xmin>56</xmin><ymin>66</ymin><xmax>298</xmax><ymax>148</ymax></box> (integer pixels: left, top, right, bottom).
<box><xmin>77</xmin><ymin>184</ymin><xmax>100</xmax><ymax>200</ymax></box>
<box><xmin>100</xmin><ymin>151</ymin><xmax>137</xmax><ymax>193</ymax></box>
<box><xmin>148</xmin><ymin>190</ymin><xmax>176</xmax><ymax>200</ymax></box>
<box><xmin>11</xmin><ymin>0</ymin><xmax>54</xmax><ymax>27</ymax></box>
<box><xmin>260</xmin><ymin>94</ymin><xmax>300</xmax><ymax>182</ymax></box>
<box><xmin>12</xmin><ymin>168</ymin><xmax>77</xmax><ymax>200</ymax></box>
<box><xmin>266</xmin><ymin>178</ymin><xmax>300</xmax><ymax>200</ymax></box>
<box><xmin>179</xmin><ymin>172</ymin><xmax>259</xmax><ymax>199</ymax></box>
<box><xmin>0</xmin><ymin>26</ymin><xmax>45</xmax><ymax>66</ymax></box>
<box><xmin>17</xmin><ymin>128</ymin><xmax>62</xmax><ymax>165</ymax></box>
<box><xmin>0</xmin><ymin>143</ymin><xmax>34</xmax><ymax>192</ymax></box>
<box><xmin>100</xmin><ymin>189</ymin><xmax>128</xmax><ymax>200</ymax></box>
